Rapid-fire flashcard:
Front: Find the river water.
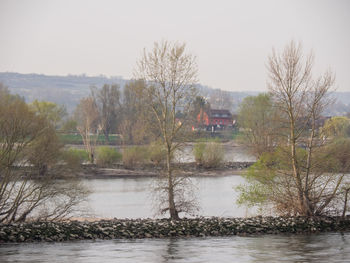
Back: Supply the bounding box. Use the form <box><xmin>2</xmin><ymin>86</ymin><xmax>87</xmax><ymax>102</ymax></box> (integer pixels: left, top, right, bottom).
<box><xmin>82</xmin><ymin>176</ymin><xmax>257</xmax><ymax>219</ymax></box>
<box><xmin>1</xmin><ymin>233</ymin><xmax>350</xmax><ymax>262</ymax></box>
<box><xmin>174</xmin><ymin>144</ymin><xmax>256</xmax><ymax>163</ymax></box>
<box><xmin>1</xmin><ymin>174</ymin><xmax>349</xmax><ymax>261</ymax></box>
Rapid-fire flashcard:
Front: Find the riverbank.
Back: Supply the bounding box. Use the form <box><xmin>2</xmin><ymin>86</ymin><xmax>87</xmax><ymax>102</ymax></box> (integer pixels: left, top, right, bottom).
<box><xmin>1</xmin><ymin>216</ymin><xmax>350</xmax><ymax>243</ymax></box>
<box><xmin>78</xmin><ymin>162</ymin><xmax>254</xmax><ymax>178</ymax></box>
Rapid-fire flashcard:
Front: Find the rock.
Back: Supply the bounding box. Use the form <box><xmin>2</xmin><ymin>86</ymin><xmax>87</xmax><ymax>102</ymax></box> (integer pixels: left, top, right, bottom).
<box><xmin>1</xmin><ymin>216</ymin><xmax>350</xmax><ymax>243</ymax></box>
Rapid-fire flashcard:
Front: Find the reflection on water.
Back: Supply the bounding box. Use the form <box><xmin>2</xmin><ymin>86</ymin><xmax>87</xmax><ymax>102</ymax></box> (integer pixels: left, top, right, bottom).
<box><xmin>82</xmin><ymin>176</ymin><xmax>256</xmax><ymax>219</ymax></box>
<box><xmin>1</xmin><ymin>233</ymin><xmax>350</xmax><ymax>262</ymax></box>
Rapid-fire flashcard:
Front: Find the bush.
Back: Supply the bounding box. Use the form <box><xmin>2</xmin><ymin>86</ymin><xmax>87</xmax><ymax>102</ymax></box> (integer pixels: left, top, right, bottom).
<box><xmin>193</xmin><ymin>140</ymin><xmax>224</xmax><ymax>168</ymax></box>
<box><xmin>122</xmin><ymin>146</ymin><xmax>148</xmax><ymax>168</ymax></box>
<box><xmin>193</xmin><ymin>141</ymin><xmax>206</xmax><ymax>165</ymax></box>
<box><xmin>148</xmin><ymin>141</ymin><xmax>167</xmax><ymax>165</ymax></box>
<box><xmin>96</xmin><ymin>146</ymin><xmax>122</xmax><ymax>166</ymax></box>
<box><xmin>202</xmin><ymin>142</ymin><xmax>224</xmax><ymax>168</ymax></box>
<box><xmin>61</xmin><ymin>148</ymin><xmax>89</xmax><ymax>168</ymax></box>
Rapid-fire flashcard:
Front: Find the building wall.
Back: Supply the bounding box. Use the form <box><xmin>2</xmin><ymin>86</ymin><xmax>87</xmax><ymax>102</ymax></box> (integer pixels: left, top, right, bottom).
<box><xmin>197</xmin><ymin>110</ymin><xmax>233</xmax><ymax>127</ymax></box>
<box><xmin>210</xmin><ymin>118</ymin><xmax>231</xmax><ymax>125</ymax></box>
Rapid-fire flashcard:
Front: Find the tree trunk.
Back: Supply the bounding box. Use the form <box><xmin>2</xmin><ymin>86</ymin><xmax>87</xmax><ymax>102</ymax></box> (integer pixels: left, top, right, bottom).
<box><xmin>166</xmin><ymin>149</ymin><xmax>179</xmax><ymax>220</ymax></box>
<box><xmin>290</xmin><ymin>122</ymin><xmax>306</xmax><ymax>215</ymax></box>
<box><xmin>104</xmin><ymin>131</ymin><xmax>110</xmax><ymax>144</ymax></box>
<box><xmin>38</xmin><ymin>164</ymin><xmax>47</xmax><ymax>177</ymax></box>
<box><xmin>88</xmin><ymin>151</ymin><xmax>94</xmax><ymax>164</ymax></box>
<box><xmin>304</xmin><ymin>117</ymin><xmax>317</xmax><ymax>216</ymax></box>
<box><xmin>343</xmin><ymin>188</ymin><xmax>349</xmax><ymax>218</ymax></box>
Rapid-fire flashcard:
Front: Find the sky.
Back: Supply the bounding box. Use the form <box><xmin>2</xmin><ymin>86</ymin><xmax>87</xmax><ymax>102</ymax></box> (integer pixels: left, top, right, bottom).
<box><xmin>0</xmin><ymin>0</ymin><xmax>349</xmax><ymax>92</ymax></box>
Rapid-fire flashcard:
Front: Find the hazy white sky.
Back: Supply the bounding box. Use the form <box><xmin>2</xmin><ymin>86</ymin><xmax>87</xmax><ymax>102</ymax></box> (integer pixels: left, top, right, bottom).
<box><xmin>0</xmin><ymin>0</ymin><xmax>349</xmax><ymax>91</ymax></box>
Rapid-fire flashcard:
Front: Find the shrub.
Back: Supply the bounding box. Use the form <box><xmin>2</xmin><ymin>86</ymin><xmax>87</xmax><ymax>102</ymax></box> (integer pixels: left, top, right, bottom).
<box><xmin>122</xmin><ymin>146</ymin><xmax>148</xmax><ymax>168</ymax></box>
<box><xmin>61</xmin><ymin>148</ymin><xmax>89</xmax><ymax>168</ymax></box>
<box><xmin>148</xmin><ymin>141</ymin><xmax>167</xmax><ymax>165</ymax></box>
<box><xmin>96</xmin><ymin>146</ymin><xmax>122</xmax><ymax>166</ymax></box>
<box><xmin>202</xmin><ymin>141</ymin><xmax>224</xmax><ymax>168</ymax></box>
<box><xmin>193</xmin><ymin>141</ymin><xmax>206</xmax><ymax>165</ymax></box>
<box><xmin>193</xmin><ymin>140</ymin><xmax>224</xmax><ymax>168</ymax></box>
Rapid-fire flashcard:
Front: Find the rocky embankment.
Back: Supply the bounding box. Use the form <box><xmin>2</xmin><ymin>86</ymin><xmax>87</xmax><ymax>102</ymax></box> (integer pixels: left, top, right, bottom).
<box><xmin>1</xmin><ymin>216</ymin><xmax>350</xmax><ymax>243</ymax></box>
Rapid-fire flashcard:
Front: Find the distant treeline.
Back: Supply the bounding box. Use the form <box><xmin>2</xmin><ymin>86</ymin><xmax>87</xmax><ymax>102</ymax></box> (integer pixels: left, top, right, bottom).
<box><xmin>1</xmin><ymin>72</ymin><xmax>349</xmax><ymax>115</ymax></box>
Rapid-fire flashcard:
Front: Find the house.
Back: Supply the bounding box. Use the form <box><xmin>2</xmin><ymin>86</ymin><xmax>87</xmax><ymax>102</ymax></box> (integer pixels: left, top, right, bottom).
<box><xmin>197</xmin><ymin>109</ymin><xmax>234</xmax><ymax>130</ymax></box>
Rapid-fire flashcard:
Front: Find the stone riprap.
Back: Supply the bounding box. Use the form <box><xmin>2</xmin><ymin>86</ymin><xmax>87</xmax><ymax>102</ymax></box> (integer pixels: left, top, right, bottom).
<box><xmin>1</xmin><ymin>216</ymin><xmax>350</xmax><ymax>243</ymax></box>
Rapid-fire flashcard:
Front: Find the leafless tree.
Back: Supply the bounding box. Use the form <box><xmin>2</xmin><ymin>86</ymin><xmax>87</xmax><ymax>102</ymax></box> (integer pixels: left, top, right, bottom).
<box><xmin>119</xmin><ymin>80</ymin><xmax>157</xmax><ymax>144</ymax></box>
<box><xmin>135</xmin><ymin>40</ymin><xmax>198</xmax><ymax>219</ymax></box>
<box><xmin>91</xmin><ymin>84</ymin><xmax>121</xmax><ymax>143</ymax></box>
<box><xmin>267</xmin><ymin>40</ymin><xmax>339</xmax><ymax>216</ymax></box>
<box><xmin>0</xmin><ymin>90</ymin><xmax>88</xmax><ymax>223</ymax></box>
<box><xmin>151</xmin><ymin>174</ymin><xmax>199</xmax><ymax>218</ymax></box>
<box><xmin>209</xmin><ymin>89</ymin><xmax>234</xmax><ymax>111</ymax></box>
<box><xmin>74</xmin><ymin>97</ymin><xmax>101</xmax><ymax>163</ymax></box>
<box><xmin>237</xmin><ymin>41</ymin><xmax>350</xmax><ymax>216</ymax></box>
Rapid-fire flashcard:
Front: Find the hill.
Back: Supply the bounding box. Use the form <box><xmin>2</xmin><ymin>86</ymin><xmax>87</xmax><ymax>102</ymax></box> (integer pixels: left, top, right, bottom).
<box><xmin>0</xmin><ymin>72</ymin><xmax>349</xmax><ymax>116</ymax></box>
<box><xmin>0</xmin><ymin>72</ymin><xmax>127</xmax><ymax>112</ymax></box>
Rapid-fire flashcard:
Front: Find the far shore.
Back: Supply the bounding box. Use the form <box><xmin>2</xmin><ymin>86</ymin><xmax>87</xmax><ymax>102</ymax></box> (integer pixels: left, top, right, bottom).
<box><xmin>9</xmin><ymin>161</ymin><xmax>254</xmax><ymax>180</ymax></box>
<box><xmin>78</xmin><ymin>161</ymin><xmax>254</xmax><ymax>179</ymax></box>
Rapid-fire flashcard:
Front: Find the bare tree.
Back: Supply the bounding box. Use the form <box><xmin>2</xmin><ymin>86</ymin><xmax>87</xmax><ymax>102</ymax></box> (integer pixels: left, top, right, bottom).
<box><xmin>0</xmin><ymin>90</ymin><xmax>88</xmax><ymax>223</ymax></box>
<box><xmin>267</xmin><ymin>41</ymin><xmax>337</xmax><ymax>216</ymax></box>
<box><xmin>152</xmin><ymin>175</ymin><xmax>199</xmax><ymax>218</ymax></box>
<box><xmin>135</xmin><ymin>40</ymin><xmax>198</xmax><ymax>219</ymax></box>
<box><xmin>237</xmin><ymin>41</ymin><xmax>350</xmax><ymax>216</ymax></box>
<box><xmin>74</xmin><ymin>97</ymin><xmax>101</xmax><ymax>163</ymax></box>
<box><xmin>91</xmin><ymin>84</ymin><xmax>121</xmax><ymax>143</ymax></box>
<box><xmin>119</xmin><ymin>80</ymin><xmax>157</xmax><ymax>144</ymax></box>
<box><xmin>209</xmin><ymin>89</ymin><xmax>234</xmax><ymax>111</ymax></box>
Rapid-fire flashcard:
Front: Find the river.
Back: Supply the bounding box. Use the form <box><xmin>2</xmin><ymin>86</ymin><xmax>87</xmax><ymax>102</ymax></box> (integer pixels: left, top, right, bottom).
<box><xmin>82</xmin><ymin>176</ymin><xmax>257</xmax><ymax>219</ymax></box>
<box><xmin>2</xmin><ymin>176</ymin><xmax>349</xmax><ymax>262</ymax></box>
<box><xmin>1</xmin><ymin>233</ymin><xmax>350</xmax><ymax>262</ymax></box>
<box><xmin>174</xmin><ymin>143</ymin><xmax>256</xmax><ymax>163</ymax></box>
